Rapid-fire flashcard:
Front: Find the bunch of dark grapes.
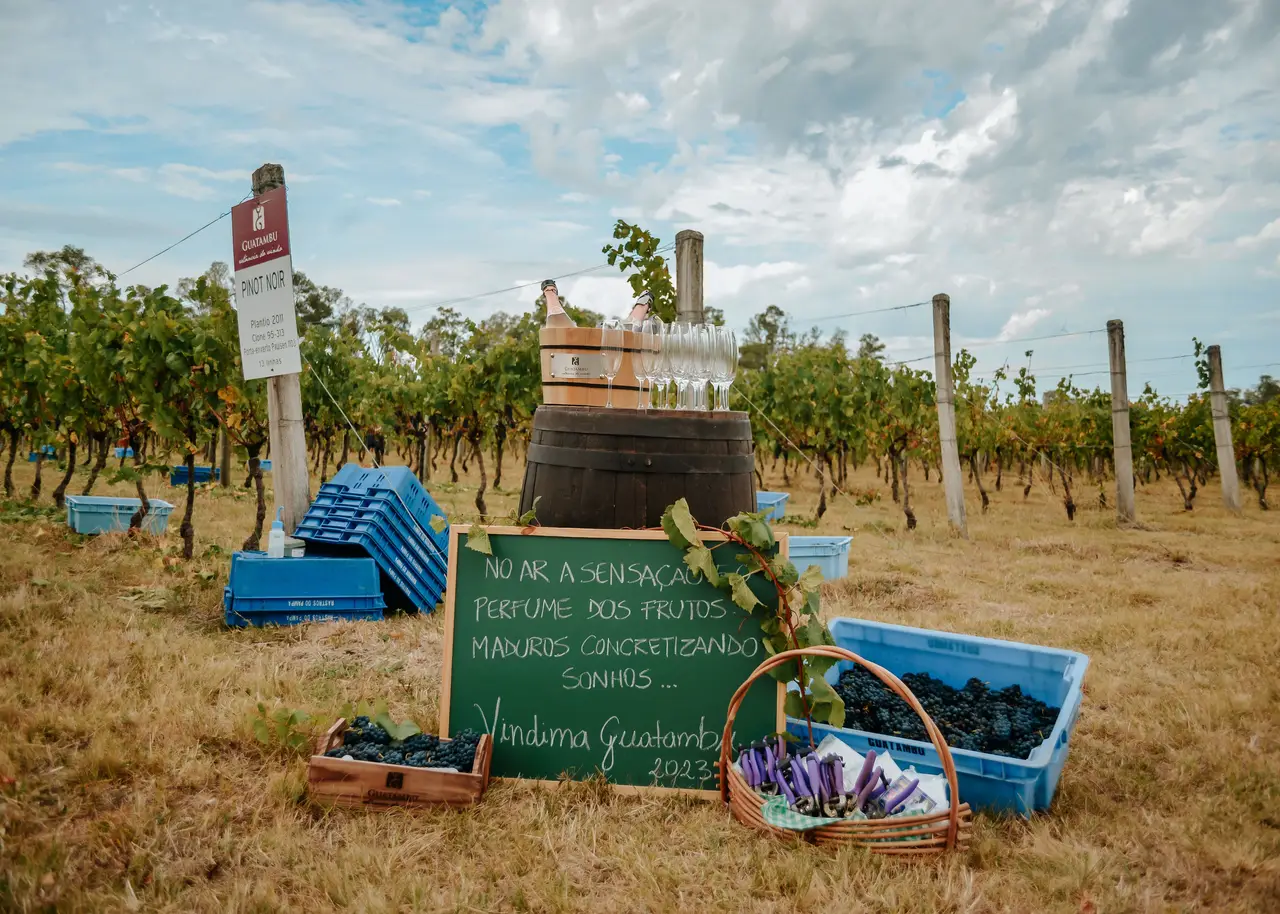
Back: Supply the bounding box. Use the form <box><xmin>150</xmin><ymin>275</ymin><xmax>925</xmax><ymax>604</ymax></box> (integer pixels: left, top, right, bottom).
<box><xmin>427</xmin><ymin>729</ymin><xmax>481</xmax><ymax>771</ymax></box>
<box><xmin>325</xmin><ymin>723</ymin><xmax>478</xmax><ymax>769</ymax></box>
<box><xmin>399</xmin><ymin>733</ymin><xmax>440</xmax><ymax>755</ymax></box>
<box><xmin>833</xmin><ymin>667</ymin><xmax>1061</xmax><ymax>759</ymax></box>
<box><xmin>343</xmin><ymin>716</ymin><xmax>391</xmax><ymax>747</ymax></box>
<box><xmin>327</xmin><ymin>742</ymin><xmax>383</xmax><ymax>763</ymax></box>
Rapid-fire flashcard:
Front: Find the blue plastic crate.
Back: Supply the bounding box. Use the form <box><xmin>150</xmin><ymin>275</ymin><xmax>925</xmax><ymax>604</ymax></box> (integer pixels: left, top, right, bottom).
<box><xmin>224</xmin><ymin>552</ymin><xmax>387</xmax><ymax>627</ymax></box>
<box><xmin>295</xmin><ymin>465</ymin><xmax>450</xmax><ymax>612</ymax></box>
<box><xmin>756</xmin><ymin>491</ymin><xmax>790</xmax><ymax>521</ymax></box>
<box><xmin>308</xmin><ymin>486</ymin><xmax>448</xmax><ymax>574</ymax></box>
<box><xmin>786</xmin><ymin>617</ymin><xmax>1089</xmax><ymax>817</ymax></box>
<box><xmin>64</xmin><ymin>496</ymin><xmax>176</xmax><ymax>535</ymax></box>
<box><xmin>113</xmin><ymin>447</ymin><xmax>135</xmax><ymax>458</ymax></box>
<box><xmin>259</xmin><ymin>459</ymin><xmax>271</xmax><ymax>472</ymax></box>
<box><xmin>170</xmin><ymin>465</ymin><xmax>220</xmax><ymax>486</ymax></box>
<box><xmin>27</xmin><ymin>448</ymin><xmax>57</xmax><ymax>462</ymax></box>
<box><xmin>301</xmin><ymin>536</ymin><xmax>432</xmax><ymax>613</ymax></box>
<box><xmin>326</xmin><ymin>464</ymin><xmax>450</xmax><ymax>554</ymax></box>
<box><xmin>223</xmin><ymin>586</ymin><xmax>384</xmax><ymax>628</ymax></box>
<box><xmin>294</xmin><ymin>496</ymin><xmax>441</xmax><ymax>609</ymax></box>
<box><xmin>296</xmin><ymin>514</ymin><xmax>443</xmax><ymax>612</ymax></box>
<box><xmin>788</xmin><ymin>535</ymin><xmax>852</xmax><ymax>580</ymax></box>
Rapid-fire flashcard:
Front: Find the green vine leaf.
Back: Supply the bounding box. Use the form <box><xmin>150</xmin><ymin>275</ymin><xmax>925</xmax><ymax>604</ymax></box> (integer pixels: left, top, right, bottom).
<box><xmin>796</xmin><ymin>564</ymin><xmax>824</xmax><ymax>594</ymax></box>
<box><xmin>769</xmin><ymin>558</ymin><xmax>799</xmax><ymax>588</ymax></box>
<box><xmin>428</xmin><ymin>515</ymin><xmax>447</xmax><ymax>534</ymax></box>
<box><xmin>517</xmin><ymin>495</ymin><xmax>541</xmax><ymax>526</ymax></box>
<box><xmin>726</xmin><ymin>512</ymin><xmax>774</xmax><ymax>550</ymax></box>
<box><xmin>465</xmin><ymin>526</ymin><xmax>492</xmax><ymax>555</ymax></box>
<box><xmin>762</xmin><ymin>631</ymin><xmax>791</xmax><ymax>656</ymax></box>
<box><xmin>726</xmin><ymin>572</ymin><xmax>761</xmax><ymax>611</ymax></box>
<box><xmin>783</xmin><ymin>691</ymin><xmax>808</xmax><ymax>719</ymax></box>
<box><xmin>809</xmin><ymin>674</ymin><xmax>840</xmax><ymax>706</ymax></box>
<box><xmin>802</xmin><ymin>615</ymin><xmax>829</xmax><ymax>649</ymax></box>
<box><xmin>807</xmin><ymin>654</ymin><xmax>839</xmax><ymax>679</ymax></box>
<box><xmin>661</xmin><ymin>498</ymin><xmax>699</xmax><ymax>550</ymax></box>
<box><xmin>683</xmin><ymin>543</ymin><xmax>720</xmax><ymax>586</ymax></box>
<box><xmin>810</xmin><ymin>697</ymin><xmax>845</xmax><ymax>728</ymax></box>
<box><xmin>767</xmin><ymin>659</ymin><xmax>800</xmax><ymax>682</ymax></box>
<box><xmin>374</xmin><ymin>711</ymin><xmax>422</xmax><ymax>742</ymax></box>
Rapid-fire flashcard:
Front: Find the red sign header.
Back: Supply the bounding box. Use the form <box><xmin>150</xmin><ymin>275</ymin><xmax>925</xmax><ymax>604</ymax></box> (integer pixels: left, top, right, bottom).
<box><xmin>231</xmin><ymin>186</ymin><xmax>291</xmax><ymax>271</ymax></box>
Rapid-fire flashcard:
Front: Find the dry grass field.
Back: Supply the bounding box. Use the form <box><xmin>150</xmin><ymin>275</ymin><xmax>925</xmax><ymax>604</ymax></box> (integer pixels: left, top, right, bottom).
<box><xmin>1</xmin><ymin>449</ymin><xmax>1278</xmax><ymax>913</ymax></box>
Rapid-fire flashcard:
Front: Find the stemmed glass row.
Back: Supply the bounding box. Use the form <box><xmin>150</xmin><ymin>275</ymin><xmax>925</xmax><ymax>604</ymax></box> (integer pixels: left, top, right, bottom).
<box><xmin>600</xmin><ymin>317</ymin><xmax>737</xmax><ymax>411</ymax></box>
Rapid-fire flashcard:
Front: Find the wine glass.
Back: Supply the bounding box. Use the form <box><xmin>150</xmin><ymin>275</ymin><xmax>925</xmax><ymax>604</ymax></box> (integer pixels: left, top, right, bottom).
<box><xmin>600</xmin><ymin>318</ymin><xmax>624</xmax><ymax>409</ymax></box>
<box><xmin>670</xmin><ymin>321</ymin><xmax>692</xmax><ymax>410</ymax></box>
<box><xmin>693</xmin><ymin>323</ymin><xmax>713</xmax><ymax>411</ymax></box>
<box><xmin>710</xmin><ymin>325</ymin><xmax>728</xmax><ymax>410</ymax></box>
<box><xmin>638</xmin><ymin>316</ymin><xmax>659</xmax><ymax>410</ymax></box>
<box><xmin>723</xmin><ymin>328</ymin><xmax>738</xmax><ymax>410</ymax></box>
<box><xmin>653</xmin><ymin>319</ymin><xmax>672</xmax><ymax>409</ymax></box>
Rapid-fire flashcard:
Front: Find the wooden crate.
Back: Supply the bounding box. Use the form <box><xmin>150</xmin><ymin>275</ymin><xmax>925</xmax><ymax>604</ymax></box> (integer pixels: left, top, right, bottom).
<box><xmin>307</xmin><ymin>718</ymin><xmax>492</xmax><ymax>810</ymax></box>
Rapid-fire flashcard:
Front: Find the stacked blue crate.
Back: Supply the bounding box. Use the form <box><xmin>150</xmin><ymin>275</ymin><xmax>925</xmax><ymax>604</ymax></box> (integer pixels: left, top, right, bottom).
<box><xmin>294</xmin><ymin>463</ymin><xmax>450</xmax><ymax>613</ymax></box>
<box><xmin>224</xmin><ymin>551</ymin><xmax>386</xmax><ymax>627</ymax></box>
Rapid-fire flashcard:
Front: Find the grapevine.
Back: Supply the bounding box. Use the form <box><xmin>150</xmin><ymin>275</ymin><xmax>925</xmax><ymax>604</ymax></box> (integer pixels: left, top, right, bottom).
<box><xmin>1</xmin><ymin>235</ymin><xmax>1276</xmax><ymax>552</ymax></box>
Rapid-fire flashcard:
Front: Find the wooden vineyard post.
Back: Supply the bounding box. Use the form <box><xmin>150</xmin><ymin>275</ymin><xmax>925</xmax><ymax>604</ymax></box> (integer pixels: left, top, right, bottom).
<box><xmin>932</xmin><ymin>293</ymin><xmax>968</xmax><ymax>537</ymax></box>
<box><xmin>1207</xmin><ymin>345</ymin><xmax>1242</xmax><ymax>512</ymax></box>
<box><xmin>251</xmin><ymin>163</ymin><xmax>311</xmax><ymax>533</ymax></box>
<box><xmin>675</xmin><ymin>229</ymin><xmax>705</xmax><ymax>323</ymax></box>
<box><xmin>1107</xmin><ymin>320</ymin><xmax>1137</xmax><ymax>524</ymax></box>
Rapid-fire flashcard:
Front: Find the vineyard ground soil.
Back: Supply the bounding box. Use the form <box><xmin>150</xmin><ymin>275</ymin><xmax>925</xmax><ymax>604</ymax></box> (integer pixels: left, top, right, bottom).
<box><xmin>1</xmin><ymin>454</ymin><xmax>1277</xmax><ymax>913</ymax></box>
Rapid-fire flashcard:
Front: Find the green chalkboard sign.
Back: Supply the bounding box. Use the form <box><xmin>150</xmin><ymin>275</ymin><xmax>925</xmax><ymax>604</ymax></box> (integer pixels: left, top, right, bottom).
<box><xmin>441</xmin><ymin>526</ymin><xmax>784</xmax><ymax>796</ymax></box>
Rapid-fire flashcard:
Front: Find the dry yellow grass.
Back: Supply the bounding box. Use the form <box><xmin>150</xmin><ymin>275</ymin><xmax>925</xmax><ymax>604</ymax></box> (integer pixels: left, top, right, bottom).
<box><xmin>1</xmin><ymin>451</ymin><xmax>1278</xmax><ymax>913</ymax></box>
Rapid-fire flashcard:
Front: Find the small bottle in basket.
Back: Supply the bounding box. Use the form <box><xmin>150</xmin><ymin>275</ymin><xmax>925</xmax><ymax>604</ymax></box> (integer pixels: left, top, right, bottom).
<box><xmin>541</xmin><ymin>279</ymin><xmax>576</xmax><ymax>329</ymax></box>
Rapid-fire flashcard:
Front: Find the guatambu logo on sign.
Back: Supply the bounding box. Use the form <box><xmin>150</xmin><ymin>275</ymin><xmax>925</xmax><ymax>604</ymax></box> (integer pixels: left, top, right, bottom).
<box><xmin>252</xmin><ymin>205</ymin><xmax>265</xmax><ymax>231</ymax></box>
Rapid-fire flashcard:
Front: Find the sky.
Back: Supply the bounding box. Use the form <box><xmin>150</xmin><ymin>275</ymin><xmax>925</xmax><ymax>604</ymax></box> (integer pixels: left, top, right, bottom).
<box><xmin>1</xmin><ymin>0</ymin><xmax>1278</xmax><ymax>396</ymax></box>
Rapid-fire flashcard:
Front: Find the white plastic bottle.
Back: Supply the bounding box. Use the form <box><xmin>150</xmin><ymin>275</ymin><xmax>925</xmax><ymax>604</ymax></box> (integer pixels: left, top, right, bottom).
<box><xmin>267</xmin><ymin>507</ymin><xmax>286</xmax><ymax>558</ymax></box>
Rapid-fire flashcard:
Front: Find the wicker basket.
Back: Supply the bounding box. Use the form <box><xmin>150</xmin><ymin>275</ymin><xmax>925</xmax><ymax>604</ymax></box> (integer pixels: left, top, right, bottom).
<box><xmin>719</xmin><ymin>646</ymin><xmax>973</xmax><ymax>855</ymax></box>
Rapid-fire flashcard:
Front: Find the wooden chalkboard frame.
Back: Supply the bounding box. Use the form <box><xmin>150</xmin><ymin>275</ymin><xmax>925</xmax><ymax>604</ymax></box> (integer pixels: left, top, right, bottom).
<box><xmin>440</xmin><ymin>525</ymin><xmax>787</xmax><ymax>799</ymax></box>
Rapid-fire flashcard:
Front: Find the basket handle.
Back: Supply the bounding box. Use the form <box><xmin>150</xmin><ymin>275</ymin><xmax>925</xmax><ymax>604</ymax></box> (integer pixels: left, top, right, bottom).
<box><xmin>719</xmin><ymin>646</ymin><xmax>961</xmax><ymax>848</ymax></box>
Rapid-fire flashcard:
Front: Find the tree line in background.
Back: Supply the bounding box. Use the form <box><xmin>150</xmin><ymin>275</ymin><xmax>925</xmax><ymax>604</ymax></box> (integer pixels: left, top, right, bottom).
<box><xmin>2</xmin><ymin>224</ymin><xmax>1277</xmax><ymax>561</ymax></box>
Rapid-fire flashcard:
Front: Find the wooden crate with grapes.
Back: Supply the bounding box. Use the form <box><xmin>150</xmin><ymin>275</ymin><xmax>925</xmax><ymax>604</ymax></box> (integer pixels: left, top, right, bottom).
<box><xmin>307</xmin><ymin>717</ymin><xmax>492</xmax><ymax>810</ymax></box>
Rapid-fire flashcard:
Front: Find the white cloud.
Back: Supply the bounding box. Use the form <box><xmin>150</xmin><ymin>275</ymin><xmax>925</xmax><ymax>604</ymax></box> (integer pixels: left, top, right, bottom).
<box><xmin>996</xmin><ymin>308</ymin><xmax>1052</xmax><ymax>342</ymax></box>
<box><xmin>1235</xmin><ymin>218</ymin><xmax>1280</xmax><ymax>250</ymax></box>
<box><xmin>561</xmin><ymin>274</ymin><xmax>636</xmax><ymax>318</ymax></box>
<box><xmin>366</xmin><ymin>197</ymin><xmax>403</xmax><ymax>207</ymax></box>
<box><xmin>537</xmin><ymin>219</ymin><xmax>589</xmax><ymax>232</ymax></box>
<box><xmin>705</xmin><ymin>260</ymin><xmax>804</xmax><ymax>298</ymax></box>
<box><xmin>49</xmin><ymin>161</ymin><xmax>239</xmax><ymax>201</ymax></box>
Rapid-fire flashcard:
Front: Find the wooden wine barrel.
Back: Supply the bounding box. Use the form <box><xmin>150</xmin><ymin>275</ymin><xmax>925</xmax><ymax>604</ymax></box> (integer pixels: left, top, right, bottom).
<box><xmin>540</xmin><ymin>326</ymin><xmax>651</xmax><ymax>409</ymax></box>
<box><xmin>518</xmin><ymin>406</ymin><xmax>755</xmax><ymax>530</ymax></box>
